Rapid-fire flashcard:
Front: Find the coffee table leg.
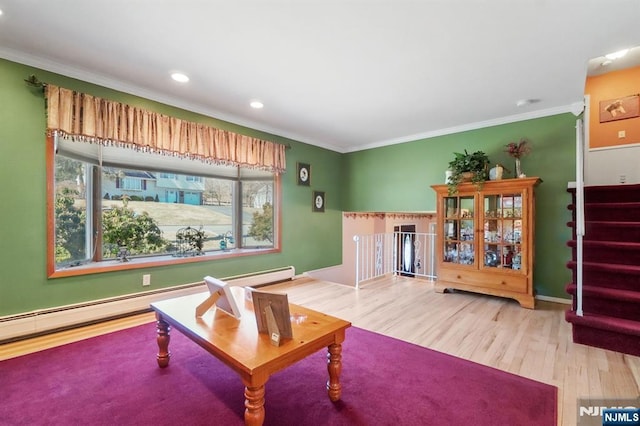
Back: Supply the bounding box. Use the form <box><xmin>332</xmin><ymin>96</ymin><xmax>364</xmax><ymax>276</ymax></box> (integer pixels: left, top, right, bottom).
<box><xmin>244</xmin><ymin>385</ymin><xmax>265</xmax><ymax>426</ymax></box>
<box><xmin>155</xmin><ymin>314</ymin><xmax>171</xmax><ymax>368</ymax></box>
<box><xmin>327</xmin><ymin>342</ymin><xmax>343</xmax><ymax>401</ymax></box>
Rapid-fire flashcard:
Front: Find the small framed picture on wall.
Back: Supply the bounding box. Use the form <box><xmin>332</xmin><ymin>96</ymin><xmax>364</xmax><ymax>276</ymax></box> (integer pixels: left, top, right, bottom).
<box><xmin>297</xmin><ymin>162</ymin><xmax>311</xmax><ymax>186</ymax></box>
<box><xmin>599</xmin><ymin>95</ymin><xmax>640</xmax><ymax>123</ymax></box>
<box><xmin>313</xmin><ymin>191</ymin><xmax>325</xmax><ymax>212</ymax></box>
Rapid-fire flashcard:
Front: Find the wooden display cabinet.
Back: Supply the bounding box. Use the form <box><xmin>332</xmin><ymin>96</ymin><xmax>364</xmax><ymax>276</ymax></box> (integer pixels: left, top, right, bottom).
<box><xmin>431</xmin><ymin>177</ymin><xmax>542</xmax><ymax>309</ymax></box>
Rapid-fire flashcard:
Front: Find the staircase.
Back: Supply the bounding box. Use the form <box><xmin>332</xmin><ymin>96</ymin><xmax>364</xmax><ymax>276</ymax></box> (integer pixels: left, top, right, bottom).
<box><xmin>565</xmin><ymin>183</ymin><xmax>640</xmax><ymax>357</ymax></box>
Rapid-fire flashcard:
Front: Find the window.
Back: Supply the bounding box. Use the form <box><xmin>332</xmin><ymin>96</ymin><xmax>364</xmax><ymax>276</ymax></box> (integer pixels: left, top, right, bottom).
<box><xmin>119</xmin><ymin>176</ymin><xmax>144</xmax><ymax>191</ymax></box>
<box><xmin>49</xmin><ymin>136</ymin><xmax>279</xmax><ymax>277</ymax></box>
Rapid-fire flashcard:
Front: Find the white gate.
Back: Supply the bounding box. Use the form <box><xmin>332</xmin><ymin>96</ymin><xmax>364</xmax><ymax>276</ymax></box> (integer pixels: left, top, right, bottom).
<box><xmin>354</xmin><ymin>229</ymin><xmax>436</xmax><ymax>288</ymax></box>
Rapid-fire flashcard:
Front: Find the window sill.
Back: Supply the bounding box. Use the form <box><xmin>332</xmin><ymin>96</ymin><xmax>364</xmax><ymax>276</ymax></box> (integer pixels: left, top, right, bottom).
<box><xmin>49</xmin><ymin>247</ymin><xmax>280</xmax><ymax>279</ymax></box>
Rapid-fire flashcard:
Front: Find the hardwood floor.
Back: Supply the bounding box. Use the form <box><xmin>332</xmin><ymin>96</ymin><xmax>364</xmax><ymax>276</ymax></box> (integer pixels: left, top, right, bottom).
<box><xmin>0</xmin><ymin>312</ymin><xmax>156</xmax><ymax>361</ymax></box>
<box><xmin>2</xmin><ymin>275</ymin><xmax>639</xmax><ymax>426</ymax></box>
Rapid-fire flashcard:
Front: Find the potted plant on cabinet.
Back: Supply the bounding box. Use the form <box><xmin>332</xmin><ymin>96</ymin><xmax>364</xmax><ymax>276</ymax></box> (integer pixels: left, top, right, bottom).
<box><xmin>447</xmin><ymin>150</ymin><xmax>490</xmax><ymax>194</ymax></box>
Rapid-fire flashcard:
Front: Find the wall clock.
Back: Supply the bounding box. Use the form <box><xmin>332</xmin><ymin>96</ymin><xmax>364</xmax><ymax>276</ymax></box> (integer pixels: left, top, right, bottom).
<box><xmin>313</xmin><ymin>191</ymin><xmax>325</xmax><ymax>212</ymax></box>
<box><xmin>297</xmin><ymin>162</ymin><xmax>311</xmax><ymax>186</ymax></box>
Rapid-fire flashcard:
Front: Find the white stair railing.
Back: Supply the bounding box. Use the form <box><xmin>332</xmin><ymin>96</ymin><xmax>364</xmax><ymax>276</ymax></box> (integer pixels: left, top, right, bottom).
<box><xmin>354</xmin><ymin>231</ymin><xmax>437</xmax><ymax>289</ymax></box>
<box><xmin>353</xmin><ymin>233</ymin><xmax>394</xmax><ymax>288</ymax></box>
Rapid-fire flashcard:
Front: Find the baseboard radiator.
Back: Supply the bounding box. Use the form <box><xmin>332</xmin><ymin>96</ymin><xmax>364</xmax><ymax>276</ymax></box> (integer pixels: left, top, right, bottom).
<box><xmin>0</xmin><ymin>266</ymin><xmax>295</xmax><ymax>343</ymax></box>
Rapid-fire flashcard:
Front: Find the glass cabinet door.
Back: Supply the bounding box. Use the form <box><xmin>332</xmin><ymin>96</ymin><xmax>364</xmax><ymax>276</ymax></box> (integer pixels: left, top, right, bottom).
<box><xmin>442</xmin><ymin>195</ymin><xmax>475</xmax><ymax>265</ymax></box>
<box><xmin>481</xmin><ymin>193</ymin><xmax>524</xmax><ymax>271</ymax></box>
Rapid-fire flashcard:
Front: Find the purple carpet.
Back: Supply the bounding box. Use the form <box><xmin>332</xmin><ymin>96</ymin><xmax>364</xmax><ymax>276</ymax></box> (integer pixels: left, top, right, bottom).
<box><xmin>0</xmin><ymin>324</ymin><xmax>557</xmax><ymax>425</ymax></box>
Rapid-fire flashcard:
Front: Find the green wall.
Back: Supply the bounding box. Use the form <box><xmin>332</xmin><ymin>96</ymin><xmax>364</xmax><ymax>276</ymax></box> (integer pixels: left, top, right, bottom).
<box><xmin>343</xmin><ymin>114</ymin><xmax>576</xmax><ymax>299</ymax></box>
<box><xmin>0</xmin><ymin>58</ymin><xmax>344</xmax><ymax>316</ymax></box>
<box><xmin>0</xmin><ymin>56</ymin><xmax>576</xmax><ymax>318</ymax></box>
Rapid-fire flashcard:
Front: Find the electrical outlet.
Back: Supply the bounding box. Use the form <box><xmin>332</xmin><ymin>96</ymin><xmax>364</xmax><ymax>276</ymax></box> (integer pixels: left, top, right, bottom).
<box><xmin>619</xmin><ymin>174</ymin><xmax>627</xmax><ymax>184</ymax></box>
<box><xmin>142</xmin><ymin>274</ymin><xmax>151</xmax><ymax>286</ymax></box>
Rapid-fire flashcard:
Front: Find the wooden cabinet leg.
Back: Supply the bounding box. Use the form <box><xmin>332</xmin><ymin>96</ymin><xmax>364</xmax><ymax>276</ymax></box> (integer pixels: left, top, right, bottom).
<box><xmin>155</xmin><ymin>314</ymin><xmax>171</xmax><ymax>368</ymax></box>
<box><xmin>327</xmin><ymin>343</ymin><xmax>343</xmax><ymax>401</ymax></box>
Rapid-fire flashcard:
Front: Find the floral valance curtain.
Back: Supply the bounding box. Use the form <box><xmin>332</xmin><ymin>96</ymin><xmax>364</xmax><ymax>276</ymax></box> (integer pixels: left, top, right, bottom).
<box><xmin>45</xmin><ymin>84</ymin><xmax>286</xmax><ymax>173</ymax></box>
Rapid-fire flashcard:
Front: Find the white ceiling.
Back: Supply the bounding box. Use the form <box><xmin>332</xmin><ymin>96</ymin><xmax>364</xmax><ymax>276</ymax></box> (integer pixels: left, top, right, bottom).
<box><xmin>1</xmin><ymin>1</ymin><xmax>639</xmax><ymax>153</ymax></box>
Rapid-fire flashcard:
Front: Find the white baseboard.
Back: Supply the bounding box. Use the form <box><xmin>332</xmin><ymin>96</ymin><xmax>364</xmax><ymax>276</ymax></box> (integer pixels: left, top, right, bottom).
<box><xmin>0</xmin><ymin>266</ymin><xmax>295</xmax><ymax>342</ymax></box>
<box><xmin>535</xmin><ymin>294</ymin><xmax>572</xmax><ymax>305</ymax></box>
<box><xmin>227</xmin><ymin>266</ymin><xmax>295</xmax><ymax>288</ymax></box>
<box><xmin>0</xmin><ymin>283</ymin><xmax>206</xmax><ymax>342</ymax></box>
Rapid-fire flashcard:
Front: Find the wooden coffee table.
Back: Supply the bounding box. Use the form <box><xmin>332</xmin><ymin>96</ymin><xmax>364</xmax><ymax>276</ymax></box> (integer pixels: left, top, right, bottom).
<box><xmin>150</xmin><ymin>287</ymin><xmax>351</xmax><ymax>426</ymax></box>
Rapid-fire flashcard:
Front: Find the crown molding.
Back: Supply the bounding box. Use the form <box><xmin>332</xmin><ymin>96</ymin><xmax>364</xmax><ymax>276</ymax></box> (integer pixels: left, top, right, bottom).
<box><xmin>2</xmin><ymin>48</ymin><xmax>578</xmax><ymax>155</ymax></box>
<box><xmin>344</xmin><ymin>104</ymin><xmax>579</xmax><ymax>153</ymax></box>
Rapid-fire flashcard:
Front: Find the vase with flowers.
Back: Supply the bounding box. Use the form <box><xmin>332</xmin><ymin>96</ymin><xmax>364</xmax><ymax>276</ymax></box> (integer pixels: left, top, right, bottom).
<box><xmin>505</xmin><ymin>138</ymin><xmax>531</xmax><ymax>178</ymax></box>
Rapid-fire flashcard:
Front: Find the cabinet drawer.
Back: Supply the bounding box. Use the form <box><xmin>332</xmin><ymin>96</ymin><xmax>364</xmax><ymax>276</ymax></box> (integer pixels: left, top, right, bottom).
<box><xmin>438</xmin><ymin>268</ymin><xmax>528</xmax><ymax>293</ymax></box>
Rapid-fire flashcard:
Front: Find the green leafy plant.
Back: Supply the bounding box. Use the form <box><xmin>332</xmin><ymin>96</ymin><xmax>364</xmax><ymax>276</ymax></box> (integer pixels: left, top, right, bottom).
<box><xmin>248</xmin><ymin>202</ymin><xmax>274</xmax><ymax>243</ymax></box>
<box><xmin>447</xmin><ymin>150</ymin><xmax>490</xmax><ymax>194</ymax></box>
<box><xmin>55</xmin><ymin>187</ymin><xmax>86</xmax><ymax>263</ymax></box>
<box><xmin>102</xmin><ymin>197</ymin><xmax>167</xmax><ymax>258</ymax></box>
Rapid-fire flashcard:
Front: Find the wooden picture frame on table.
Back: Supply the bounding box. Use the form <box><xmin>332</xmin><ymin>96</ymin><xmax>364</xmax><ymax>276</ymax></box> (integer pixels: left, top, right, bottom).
<box><xmin>252</xmin><ymin>290</ymin><xmax>292</xmax><ymax>346</ymax></box>
<box><xmin>196</xmin><ymin>276</ymin><xmax>242</xmax><ymax>319</ymax></box>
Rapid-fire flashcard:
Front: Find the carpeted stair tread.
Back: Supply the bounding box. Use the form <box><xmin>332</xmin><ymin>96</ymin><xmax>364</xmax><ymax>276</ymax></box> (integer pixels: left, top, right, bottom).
<box><xmin>567</xmin><ymin>240</ymin><xmax>640</xmax><ymax>250</ymax></box>
<box><xmin>565</xmin><ymin>283</ymin><xmax>640</xmax><ymax>302</ymax></box>
<box><xmin>566</xmin><ymin>311</ymin><xmax>640</xmax><ymax>356</ymax></box>
<box><xmin>568</xmin><ymin>183</ymin><xmax>640</xmax><ymax>203</ymax></box>
<box><xmin>586</xmin><ymin>201</ymin><xmax>640</xmax><ymax>208</ymax></box>
<box><xmin>566</xmin><ymin>260</ymin><xmax>640</xmax><ymax>274</ymax></box>
<box><xmin>567</xmin><ymin>202</ymin><xmax>640</xmax><ymax>222</ymax></box>
<box><xmin>567</xmin><ymin>220</ymin><xmax>640</xmax><ymax>227</ymax></box>
<box><xmin>565</xmin><ymin>283</ymin><xmax>640</xmax><ymax>322</ymax></box>
<box><xmin>567</xmin><ymin>220</ymin><xmax>640</xmax><ymax>242</ymax></box>
<box><xmin>566</xmin><ymin>221</ymin><xmax>640</xmax><ymax>229</ymax></box>
<box><xmin>568</xmin><ymin>202</ymin><xmax>640</xmax><ymax>209</ymax></box>
<box><xmin>566</xmin><ymin>240</ymin><xmax>640</xmax><ymax>266</ymax></box>
<box><xmin>565</xmin><ymin>310</ymin><xmax>640</xmax><ymax>337</ymax></box>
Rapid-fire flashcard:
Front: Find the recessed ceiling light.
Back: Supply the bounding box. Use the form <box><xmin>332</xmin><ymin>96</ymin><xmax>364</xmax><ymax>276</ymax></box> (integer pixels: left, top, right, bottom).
<box><xmin>250</xmin><ymin>100</ymin><xmax>264</xmax><ymax>109</ymax></box>
<box><xmin>171</xmin><ymin>72</ymin><xmax>189</xmax><ymax>83</ymax></box>
<box><xmin>605</xmin><ymin>49</ymin><xmax>629</xmax><ymax>61</ymax></box>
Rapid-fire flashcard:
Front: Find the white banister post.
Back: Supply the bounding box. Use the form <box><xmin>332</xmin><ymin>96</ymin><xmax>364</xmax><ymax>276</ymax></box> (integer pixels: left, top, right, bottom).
<box><xmin>353</xmin><ymin>235</ymin><xmax>360</xmax><ymax>290</ymax></box>
<box><xmin>430</xmin><ymin>223</ymin><xmax>437</xmax><ymax>281</ymax></box>
<box><xmin>576</xmin><ymin>118</ymin><xmax>585</xmax><ymax>316</ymax></box>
